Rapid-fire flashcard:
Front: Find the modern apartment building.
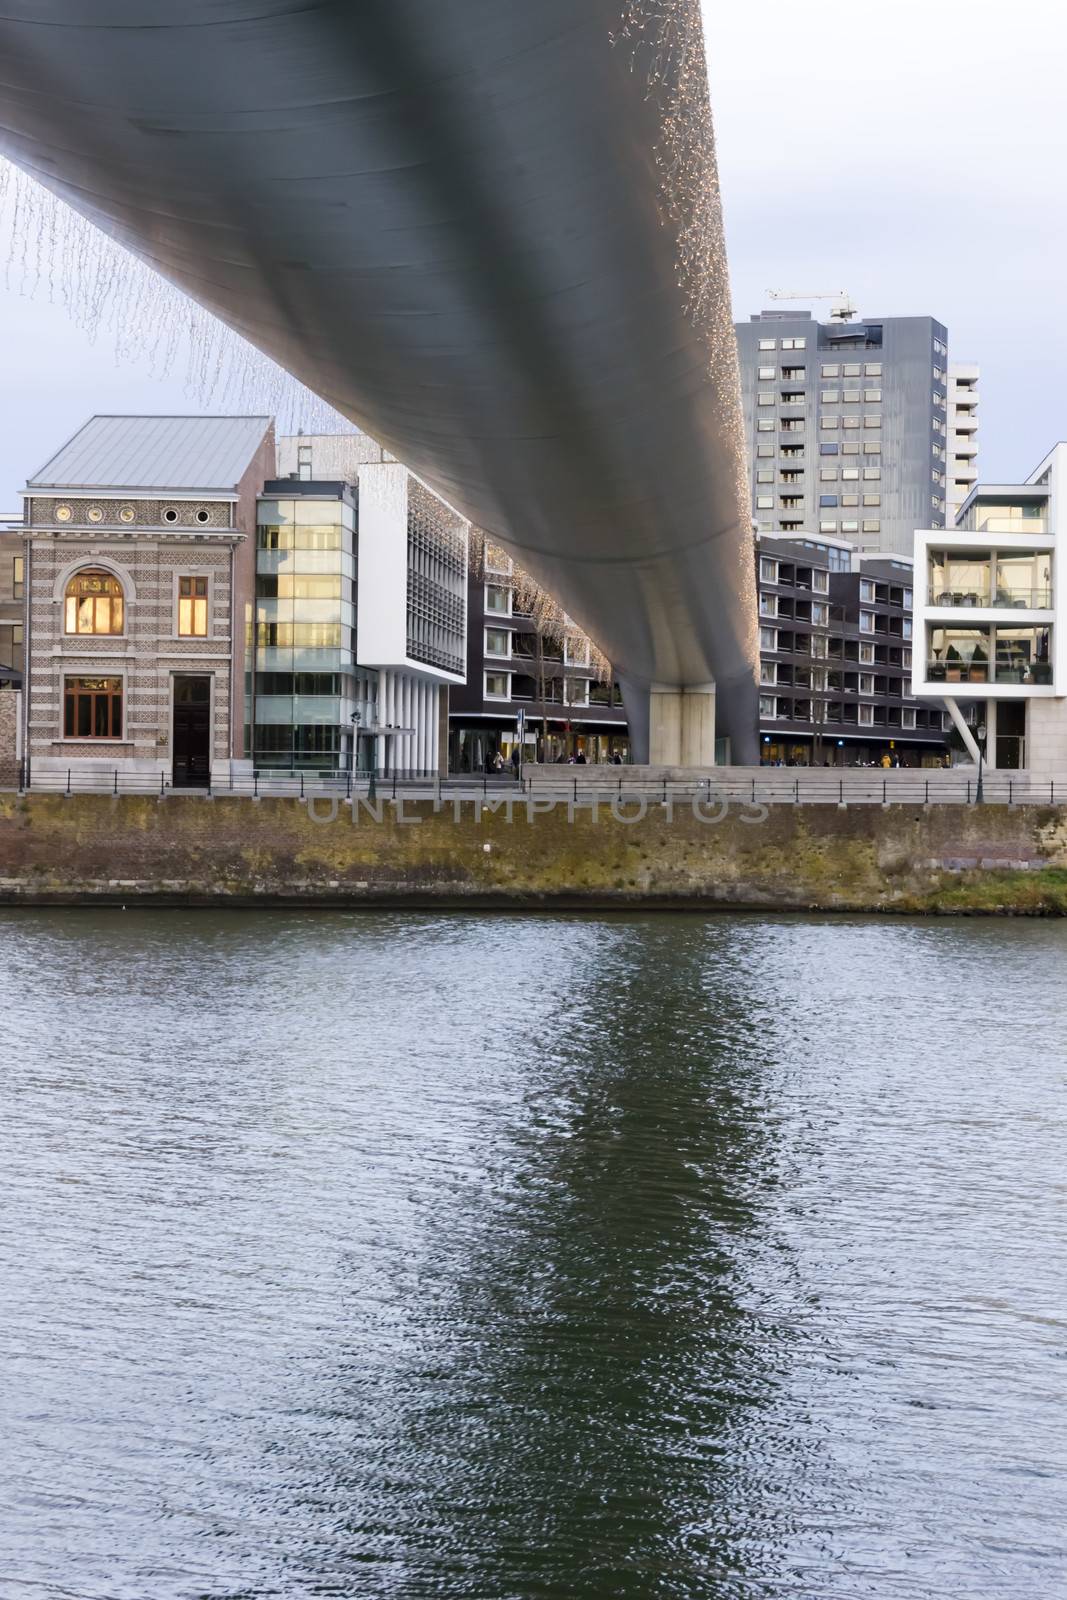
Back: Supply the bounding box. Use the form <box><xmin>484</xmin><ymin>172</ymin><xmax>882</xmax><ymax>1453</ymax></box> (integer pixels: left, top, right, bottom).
<box><xmin>912</xmin><ymin>444</ymin><xmax>1065</xmax><ymax>772</ymax></box>
<box><xmin>265</xmin><ymin>434</ymin><xmax>468</xmax><ymax>775</ymax></box>
<box><xmin>448</xmin><ymin>545</ymin><xmax>628</xmax><ymax>771</ymax></box>
<box><xmin>736</xmin><ymin>310</ymin><xmax>953</xmax><ymax>557</ymax></box>
<box><xmin>946</xmin><ymin>364</ymin><xmax>980</xmax><ymax>525</ymax></box>
<box><xmin>758</xmin><ymin>534</ymin><xmax>949</xmax><ymax>765</ymax></box>
<box><xmin>20</xmin><ymin>414</ymin><xmax>275</xmax><ymax>786</ymax></box>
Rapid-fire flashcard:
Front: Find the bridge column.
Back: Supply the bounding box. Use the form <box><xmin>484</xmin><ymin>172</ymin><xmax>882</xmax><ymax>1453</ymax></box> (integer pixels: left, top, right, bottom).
<box><xmin>647</xmin><ymin>683</ymin><xmax>717</xmax><ymax>767</ymax></box>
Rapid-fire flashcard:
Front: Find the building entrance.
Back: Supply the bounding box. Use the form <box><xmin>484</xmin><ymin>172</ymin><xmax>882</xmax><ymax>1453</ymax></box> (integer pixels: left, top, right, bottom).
<box><xmin>172</xmin><ymin>675</ymin><xmax>212</xmax><ymax>787</ymax></box>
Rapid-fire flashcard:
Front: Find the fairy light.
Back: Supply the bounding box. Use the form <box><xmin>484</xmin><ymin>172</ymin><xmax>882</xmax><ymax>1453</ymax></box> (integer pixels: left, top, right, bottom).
<box><xmin>0</xmin><ymin>157</ymin><xmax>347</xmax><ymax>432</ymax></box>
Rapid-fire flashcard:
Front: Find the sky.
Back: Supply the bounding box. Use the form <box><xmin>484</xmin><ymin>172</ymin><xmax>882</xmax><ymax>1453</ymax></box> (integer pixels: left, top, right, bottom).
<box><xmin>0</xmin><ymin>0</ymin><xmax>1064</xmax><ymax>506</ymax></box>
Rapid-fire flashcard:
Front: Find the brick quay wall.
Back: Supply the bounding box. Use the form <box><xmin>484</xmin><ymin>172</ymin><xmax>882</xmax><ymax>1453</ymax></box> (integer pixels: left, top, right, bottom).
<box><xmin>2</xmin><ymin>793</ymin><xmax>1067</xmax><ymax>913</ymax></box>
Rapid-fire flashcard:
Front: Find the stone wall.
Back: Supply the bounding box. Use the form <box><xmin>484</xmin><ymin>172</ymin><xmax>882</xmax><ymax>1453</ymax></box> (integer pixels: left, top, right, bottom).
<box><xmin>0</xmin><ymin>688</ymin><xmax>19</xmax><ymax>787</ymax></box>
<box><xmin>2</xmin><ymin>792</ymin><xmax>1067</xmax><ymax>912</ymax></box>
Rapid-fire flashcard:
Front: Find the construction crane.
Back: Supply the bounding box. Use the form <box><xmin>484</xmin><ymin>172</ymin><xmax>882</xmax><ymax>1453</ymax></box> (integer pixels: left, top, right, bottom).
<box><xmin>766</xmin><ymin>289</ymin><xmax>857</xmax><ymax>322</ymax></box>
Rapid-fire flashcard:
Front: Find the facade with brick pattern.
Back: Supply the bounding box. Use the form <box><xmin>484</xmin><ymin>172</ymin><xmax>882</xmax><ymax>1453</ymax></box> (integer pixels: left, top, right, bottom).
<box><xmin>20</xmin><ymin>416</ymin><xmax>275</xmax><ymax>784</ymax></box>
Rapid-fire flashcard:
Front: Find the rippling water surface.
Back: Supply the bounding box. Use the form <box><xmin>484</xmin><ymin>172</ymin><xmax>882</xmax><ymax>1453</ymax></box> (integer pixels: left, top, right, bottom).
<box><xmin>1</xmin><ymin>910</ymin><xmax>1065</xmax><ymax>1599</ymax></box>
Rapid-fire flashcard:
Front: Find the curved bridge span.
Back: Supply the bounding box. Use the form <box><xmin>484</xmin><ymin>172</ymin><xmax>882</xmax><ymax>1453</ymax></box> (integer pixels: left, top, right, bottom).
<box><xmin>0</xmin><ymin>0</ymin><xmax>758</xmax><ymax>761</ymax></box>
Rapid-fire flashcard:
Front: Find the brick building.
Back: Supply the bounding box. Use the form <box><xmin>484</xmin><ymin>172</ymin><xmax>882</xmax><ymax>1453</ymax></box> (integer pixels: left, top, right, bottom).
<box><xmin>20</xmin><ymin>415</ymin><xmax>274</xmax><ymax>785</ymax></box>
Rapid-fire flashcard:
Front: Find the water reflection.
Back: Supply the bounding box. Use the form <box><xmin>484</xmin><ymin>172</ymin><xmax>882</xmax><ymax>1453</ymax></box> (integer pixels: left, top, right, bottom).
<box><xmin>0</xmin><ymin>911</ymin><xmax>1064</xmax><ymax>1599</ymax></box>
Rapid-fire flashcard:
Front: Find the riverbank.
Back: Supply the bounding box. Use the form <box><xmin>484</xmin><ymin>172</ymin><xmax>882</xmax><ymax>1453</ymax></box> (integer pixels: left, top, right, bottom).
<box><xmin>3</xmin><ymin>792</ymin><xmax>1067</xmax><ymax>913</ymax></box>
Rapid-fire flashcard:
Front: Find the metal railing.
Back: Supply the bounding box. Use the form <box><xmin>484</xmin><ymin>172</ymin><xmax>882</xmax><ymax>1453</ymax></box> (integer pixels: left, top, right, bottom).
<box><xmin>15</xmin><ymin>762</ymin><xmax>1067</xmax><ymax>808</ymax></box>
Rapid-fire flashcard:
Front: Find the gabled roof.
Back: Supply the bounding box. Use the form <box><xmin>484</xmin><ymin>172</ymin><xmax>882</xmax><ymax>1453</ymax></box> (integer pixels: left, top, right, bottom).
<box><xmin>26</xmin><ymin>415</ymin><xmax>273</xmax><ymax>495</ymax></box>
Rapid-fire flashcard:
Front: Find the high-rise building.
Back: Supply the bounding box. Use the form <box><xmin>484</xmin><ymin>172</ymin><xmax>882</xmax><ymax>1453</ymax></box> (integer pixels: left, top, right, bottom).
<box><xmin>736</xmin><ymin>310</ymin><xmax>952</xmax><ymax>557</ymax></box>
<box><xmin>946</xmin><ymin>364</ymin><xmax>980</xmax><ymax>525</ymax></box>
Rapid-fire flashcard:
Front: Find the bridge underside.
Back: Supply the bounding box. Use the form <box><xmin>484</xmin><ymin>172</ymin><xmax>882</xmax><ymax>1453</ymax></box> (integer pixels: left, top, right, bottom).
<box><xmin>0</xmin><ymin>0</ymin><xmax>759</xmax><ymax>760</ymax></box>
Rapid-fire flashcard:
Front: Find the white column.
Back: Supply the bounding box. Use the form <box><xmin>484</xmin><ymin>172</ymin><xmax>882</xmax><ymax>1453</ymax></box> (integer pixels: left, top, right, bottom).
<box><xmin>417</xmin><ymin>681</ymin><xmax>427</xmax><ymax>773</ymax></box>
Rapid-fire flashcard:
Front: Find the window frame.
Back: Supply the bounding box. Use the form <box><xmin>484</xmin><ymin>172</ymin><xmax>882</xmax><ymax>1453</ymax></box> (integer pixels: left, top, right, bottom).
<box><xmin>63</xmin><ymin>568</ymin><xmax>126</xmax><ymax>637</ymax></box>
<box><xmin>62</xmin><ymin>674</ymin><xmax>124</xmax><ymax>740</ymax></box>
<box><xmin>175</xmin><ymin>571</ymin><xmax>212</xmax><ymax>638</ymax></box>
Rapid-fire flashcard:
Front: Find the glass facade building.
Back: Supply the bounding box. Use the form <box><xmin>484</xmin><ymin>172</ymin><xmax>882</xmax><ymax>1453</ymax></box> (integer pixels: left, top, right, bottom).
<box><xmin>251</xmin><ymin>483</ymin><xmax>377</xmax><ymax>771</ymax></box>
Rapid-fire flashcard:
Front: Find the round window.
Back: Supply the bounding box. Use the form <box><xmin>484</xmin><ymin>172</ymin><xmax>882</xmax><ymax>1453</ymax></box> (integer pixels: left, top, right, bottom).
<box><xmin>87</xmin><ymin>505</ymin><xmax>104</xmax><ymax>523</ymax></box>
<box><xmin>195</xmin><ymin>508</ymin><xmax>210</xmax><ymax>525</ymax></box>
<box><xmin>162</xmin><ymin>507</ymin><xmax>179</xmax><ymax>524</ymax></box>
<box><xmin>118</xmin><ymin>505</ymin><xmax>136</xmax><ymax>524</ymax></box>
<box><xmin>55</xmin><ymin>503</ymin><xmax>73</xmax><ymax>522</ymax></box>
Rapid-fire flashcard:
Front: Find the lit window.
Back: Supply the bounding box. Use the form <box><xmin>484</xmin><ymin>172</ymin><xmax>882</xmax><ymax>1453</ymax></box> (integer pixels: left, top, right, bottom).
<box><xmin>819</xmin><ymin>520</ymin><xmax>837</xmax><ymax>534</ymax></box>
<box><xmin>842</xmin><ymin>416</ymin><xmax>860</xmax><ymax>430</ymax></box>
<box><xmin>64</xmin><ymin>675</ymin><xmax>122</xmax><ymax>738</ymax></box>
<box><xmin>178</xmin><ymin>575</ymin><xmax>208</xmax><ymax>637</ymax></box>
<box><xmin>64</xmin><ymin>569</ymin><xmax>124</xmax><ymax>635</ymax></box>
<box><xmin>842</xmin><ymin>468</ymin><xmax>859</xmax><ymax>481</ymax></box>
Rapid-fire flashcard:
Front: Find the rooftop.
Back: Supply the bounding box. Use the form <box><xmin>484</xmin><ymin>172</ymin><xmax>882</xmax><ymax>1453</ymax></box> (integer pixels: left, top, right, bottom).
<box><xmin>26</xmin><ymin>415</ymin><xmax>273</xmax><ymax>495</ymax></box>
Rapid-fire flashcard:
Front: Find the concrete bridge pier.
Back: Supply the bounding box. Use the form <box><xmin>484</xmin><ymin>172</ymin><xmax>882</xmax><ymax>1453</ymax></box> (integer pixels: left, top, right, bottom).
<box><xmin>622</xmin><ymin>681</ymin><xmax>718</xmax><ymax>766</ymax></box>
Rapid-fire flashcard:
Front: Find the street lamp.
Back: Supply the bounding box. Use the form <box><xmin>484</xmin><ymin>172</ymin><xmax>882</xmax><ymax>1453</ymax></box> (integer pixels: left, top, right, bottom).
<box><xmin>975</xmin><ymin>719</ymin><xmax>988</xmax><ymax>803</ymax></box>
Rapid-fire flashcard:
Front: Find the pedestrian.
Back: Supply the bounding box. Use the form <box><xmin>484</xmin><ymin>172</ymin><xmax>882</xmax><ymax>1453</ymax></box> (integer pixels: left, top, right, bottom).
<box><xmin>510</xmin><ymin>745</ymin><xmax>520</xmax><ymax>776</ymax></box>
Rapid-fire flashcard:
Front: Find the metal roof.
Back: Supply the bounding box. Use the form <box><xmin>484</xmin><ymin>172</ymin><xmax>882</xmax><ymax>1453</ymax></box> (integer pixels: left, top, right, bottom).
<box><xmin>26</xmin><ymin>415</ymin><xmax>273</xmax><ymax>494</ymax></box>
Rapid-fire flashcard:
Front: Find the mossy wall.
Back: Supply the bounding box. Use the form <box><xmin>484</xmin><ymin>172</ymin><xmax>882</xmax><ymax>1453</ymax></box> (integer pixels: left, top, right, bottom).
<box><xmin>3</xmin><ymin>792</ymin><xmax>1067</xmax><ymax>913</ymax></box>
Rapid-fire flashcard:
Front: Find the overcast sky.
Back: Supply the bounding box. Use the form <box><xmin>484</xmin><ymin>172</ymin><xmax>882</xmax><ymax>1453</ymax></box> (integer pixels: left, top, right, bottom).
<box><xmin>0</xmin><ymin>0</ymin><xmax>1063</xmax><ymax>506</ymax></box>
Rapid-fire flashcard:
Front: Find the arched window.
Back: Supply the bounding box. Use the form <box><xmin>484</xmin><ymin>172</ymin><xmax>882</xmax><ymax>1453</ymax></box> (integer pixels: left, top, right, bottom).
<box><xmin>64</xmin><ymin>569</ymin><xmax>124</xmax><ymax>635</ymax></box>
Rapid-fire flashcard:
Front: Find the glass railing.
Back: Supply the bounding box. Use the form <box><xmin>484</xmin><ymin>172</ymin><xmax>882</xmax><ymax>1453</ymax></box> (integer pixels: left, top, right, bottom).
<box><xmin>993</xmin><ymin>588</ymin><xmax>1053</xmax><ymax>609</ymax></box>
<box><xmin>928</xmin><ymin>587</ymin><xmax>1052</xmax><ymax>608</ymax></box>
<box><xmin>926</xmin><ymin>658</ymin><xmax>1053</xmax><ymax>686</ymax></box>
<box><xmin>925</xmin><ymin>659</ymin><xmax>990</xmax><ymax>682</ymax></box>
<box><xmin>992</xmin><ymin>660</ymin><xmax>1053</xmax><ymax>686</ymax></box>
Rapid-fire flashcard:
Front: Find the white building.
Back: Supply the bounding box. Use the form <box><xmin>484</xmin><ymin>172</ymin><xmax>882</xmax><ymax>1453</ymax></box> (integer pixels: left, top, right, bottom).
<box><xmin>912</xmin><ymin>444</ymin><xmax>1063</xmax><ymax>772</ymax></box>
<box><xmin>265</xmin><ymin>433</ymin><xmax>467</xmax><ymax>776</ymax></box>
<box><xmin>946</xmin><ymin>364</ymin><xmax>980</xmax><ymax>526</ymax></box>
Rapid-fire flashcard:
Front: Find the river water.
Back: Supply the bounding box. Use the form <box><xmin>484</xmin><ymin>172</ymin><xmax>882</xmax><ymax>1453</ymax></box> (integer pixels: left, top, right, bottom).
<box><xmin>1</xmin><ymin>910</ymin><xmax>1065</xmax><ymax>1600</ymax></box>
